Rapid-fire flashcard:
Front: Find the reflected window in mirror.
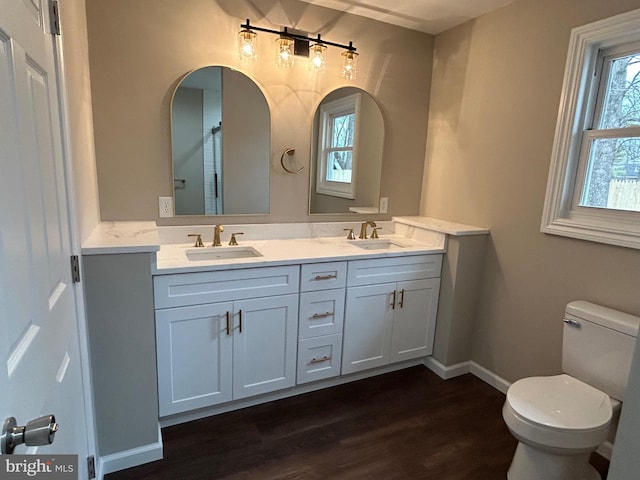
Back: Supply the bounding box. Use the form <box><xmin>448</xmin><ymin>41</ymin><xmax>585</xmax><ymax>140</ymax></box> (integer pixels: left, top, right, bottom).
<box><xmin>309</xmin><ymin>87</ymin><xmax>384</xmax><ymax>215</ymax></box>
<box><xmin>317</xmin><ymin>93</ymin><xmax>359</xmax><ymax>199</ymax></box>
<box><xmin>171</xmin><ymin>66</ymin><xmax>270</xmax><ymax>216</ymax></box>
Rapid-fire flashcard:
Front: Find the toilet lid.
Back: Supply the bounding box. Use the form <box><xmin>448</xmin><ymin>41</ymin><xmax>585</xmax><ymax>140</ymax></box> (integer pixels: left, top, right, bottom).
<box><xmin>507</xmin><ymin>374</ymin><xmax>612</xmax><ymax>430</ymax></box>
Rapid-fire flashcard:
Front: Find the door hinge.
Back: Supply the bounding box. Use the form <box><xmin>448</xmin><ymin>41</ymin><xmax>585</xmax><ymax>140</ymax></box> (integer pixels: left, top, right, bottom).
<box><xmin>70</xmin><ymin>255</ymin><xmax>81</xmax><ymax>283</ymax></box>
<box><xmin>87</xmin><ymin>455</ymin><xmax>96</xmax><ymax>479</ymax></box>
<box><xmin>49</xmin><ymin>0</ymin><xmax>61</xmax><ymax>35</ymax></box>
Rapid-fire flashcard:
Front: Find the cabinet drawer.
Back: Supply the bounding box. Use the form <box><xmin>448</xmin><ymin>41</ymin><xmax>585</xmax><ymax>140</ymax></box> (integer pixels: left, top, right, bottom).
<box><xmin>297</xmin><ymin>334</ymin><xmax>343</xmax><ymax>384</ymax></box>
<box><xmin>300</xmin><ymin>262</ymin><xmax>347</xmax><ymax>292</ymax></box>
<box><xmin>299</xmin><ymin>289</ymin><xmax>345</xmax><ymax>339</ymax></box>
<box><xmin>154</xmin><ymin>265</ymin><xmax>300</xmax><ymax>309</ymax></box>
<box><xmin>347</xmin><ymin>255</ymin><xmax>442</xmax><ymax>286</ymax></box>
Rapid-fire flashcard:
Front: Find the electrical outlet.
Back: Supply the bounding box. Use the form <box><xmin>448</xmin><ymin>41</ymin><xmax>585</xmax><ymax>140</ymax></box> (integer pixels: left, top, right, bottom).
<box><xmin>379</xmin><ymin>197</ymin><xmax>389</xmax><ymax>214</ymax></box>
<box><xmin>159</xmin><ymin>197</ymin><xmax>173</xmax><ymax>217</ymax></box>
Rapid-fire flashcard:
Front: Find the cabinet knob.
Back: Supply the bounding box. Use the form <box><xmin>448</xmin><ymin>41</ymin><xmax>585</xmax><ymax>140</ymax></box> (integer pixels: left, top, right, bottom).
<box><xmin>390</xmin><ymin>290</ymin><xmax>397</xmax><ymax>310</ymax></box>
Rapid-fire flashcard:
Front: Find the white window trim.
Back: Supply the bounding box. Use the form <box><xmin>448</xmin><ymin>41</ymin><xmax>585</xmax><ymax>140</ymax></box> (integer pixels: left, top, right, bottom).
<box><xmin>316</xmin><ymin>93</ymin><xmax>361</xmax><ymax>199</ymax></box>
<box><xmin>541</xmin><ymin>8</ymin><xmax>640</xmax><ymax>250</ymax></box>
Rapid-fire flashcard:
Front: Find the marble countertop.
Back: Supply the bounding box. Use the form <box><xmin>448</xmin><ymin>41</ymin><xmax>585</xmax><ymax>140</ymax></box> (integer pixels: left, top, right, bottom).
<box><xmin>393</xmin><ymin>216</ymin><xmax>489</xmax><ymax>236</ymax></box>
<box><xmin>82</xmin><ymin>221</ymin><xmax>160</xmax><ymax>255</ymax></box>
<box><xmin>80</xmin><ymin>217</ymin><xmax>488</xmax><ymax>262</ymax></box>
<box><xmin>154</xmin><ymin>234</ymin><xmax>446</xmax><ymax>274</ymax></box>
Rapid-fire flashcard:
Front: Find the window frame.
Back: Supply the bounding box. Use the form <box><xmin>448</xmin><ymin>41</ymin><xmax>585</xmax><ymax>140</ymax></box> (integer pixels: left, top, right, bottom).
<box><xmin>541</xmin><ymin>8</ymin><xmax>640</xmax><ymax>249</ymax></box>
<box><xmin>316</xmin><ymin>93</ymin><xmax>361</xmax><ymax>199</ymax></box>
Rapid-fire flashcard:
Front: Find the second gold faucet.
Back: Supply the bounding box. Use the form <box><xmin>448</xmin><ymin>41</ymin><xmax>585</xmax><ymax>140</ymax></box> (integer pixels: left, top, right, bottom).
<box><xmin>359</xmin><ymin>221</ymin><xmax>377</xmax><ymax>239</ymax></box>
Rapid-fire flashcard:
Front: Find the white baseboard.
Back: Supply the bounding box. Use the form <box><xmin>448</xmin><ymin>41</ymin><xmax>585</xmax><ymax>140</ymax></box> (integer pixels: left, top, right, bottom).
<box><xmin>423</xmin><ymin>357</ymin><xmax>471</xmax><ymax>379</ymax></box>
<box><xmin>469</xmin><ymin>361</ymin><xmax>511</xmax><ymax>394</ymax></box>
<box><xmin>423</xmin><ymin>358</ymin><xmax>511</xmax><ymax>394</ymax></box>
<box><xmin>97</xmin><ymin>425</ymin><xmax>163</xmax><ymax>479</ymax></box>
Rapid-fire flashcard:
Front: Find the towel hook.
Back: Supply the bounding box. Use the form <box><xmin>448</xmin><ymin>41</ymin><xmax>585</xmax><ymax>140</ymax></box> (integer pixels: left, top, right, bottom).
<box><xmin>280</xmin><ymin>148</ymin><xmax>304</xmax><ymax>175</ymax></box>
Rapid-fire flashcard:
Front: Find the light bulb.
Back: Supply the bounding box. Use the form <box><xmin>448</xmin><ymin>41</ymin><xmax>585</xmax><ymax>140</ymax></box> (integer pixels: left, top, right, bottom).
<box><xmin>310</xmin><ymin>43</ymin><xmax>327</xmax><ymax>72</ymax></box>
<box><xmin>276</xmin><ymin>36</ymin><xmax>295</xmax><ymax>67</ymax></box>
<box><xmin>341</xmin><ymin>50</ymin><xmax>358</xmax><ymax>80</ymax></box>
<box><xmin>238</xmin><ymin>29</ymin><xmax>257</xmax><ymax>60</ymax></box>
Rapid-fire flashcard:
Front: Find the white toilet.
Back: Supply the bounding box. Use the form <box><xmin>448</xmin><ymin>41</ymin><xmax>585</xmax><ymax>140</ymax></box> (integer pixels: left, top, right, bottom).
<box><xmin>502</xmin><ymin>301</ymin><xmax>640</xmax><ymax>480</ymax></box>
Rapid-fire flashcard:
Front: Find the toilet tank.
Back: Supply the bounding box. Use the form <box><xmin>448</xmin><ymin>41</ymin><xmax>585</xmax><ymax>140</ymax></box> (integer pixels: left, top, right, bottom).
<box><xmin>563</xmin><ymin>301</ymin><xmax>640</xmax><ymax>401</ymax></box>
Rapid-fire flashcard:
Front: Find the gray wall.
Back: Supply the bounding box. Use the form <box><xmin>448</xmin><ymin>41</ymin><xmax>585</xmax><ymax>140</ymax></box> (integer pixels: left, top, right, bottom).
<box><xmin>421</xmin><ymin>0</ymin><xmax>640</xmax><ymax>382</ymax></box>
<box><xmin>83</xmin><ymin>253</ymin><xmax>159</xmax><ymax>456</ymax></box>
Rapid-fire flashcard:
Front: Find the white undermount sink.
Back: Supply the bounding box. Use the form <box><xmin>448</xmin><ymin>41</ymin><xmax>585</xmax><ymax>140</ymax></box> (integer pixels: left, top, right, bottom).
<box><xmin>185</xmin><ymin>246</ymin><xmax>263</xmax><ymax>261</ymax></box>
<box><xmin>347</xmin><ymin>239</ymin><xmax>408</xmax><ymax>250</ymax></box>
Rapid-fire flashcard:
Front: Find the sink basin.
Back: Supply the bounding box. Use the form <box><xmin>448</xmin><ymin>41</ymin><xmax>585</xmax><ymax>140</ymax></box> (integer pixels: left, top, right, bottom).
<box><xmin>347</xmin><ymin>239</ymin><xmax>408</xmax><ymax>250</ymax></box>
<box><xmin>185</xmin><ymin>246</ymin><xmax>263</xmax><ymax>261</ymax></box>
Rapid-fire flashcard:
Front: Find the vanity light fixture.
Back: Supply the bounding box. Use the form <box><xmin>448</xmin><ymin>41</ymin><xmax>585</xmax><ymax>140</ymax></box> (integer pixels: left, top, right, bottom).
<box><xmin>239</xmin><ymin>19</ymin><xmax>357</xmax><ymax>79</ymax></box>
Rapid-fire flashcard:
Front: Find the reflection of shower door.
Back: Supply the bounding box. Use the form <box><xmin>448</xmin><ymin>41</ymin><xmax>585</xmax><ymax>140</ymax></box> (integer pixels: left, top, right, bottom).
<box><xmin>203</xmin><ymin>117</ymin><xmax>223</xmax><ymax>214</ymax></box>
<box><xmin>211</xmin><ymin>123</ymin><xmax>223</xmax><ymax>214</ymax></box>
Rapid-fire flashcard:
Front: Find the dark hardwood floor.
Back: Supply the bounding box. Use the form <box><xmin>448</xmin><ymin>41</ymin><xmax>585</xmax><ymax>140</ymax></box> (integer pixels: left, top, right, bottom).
<box><xmin>107</xmin><ymin>366</ymin><xmax>609</xmax><ymax>479</ymax></box>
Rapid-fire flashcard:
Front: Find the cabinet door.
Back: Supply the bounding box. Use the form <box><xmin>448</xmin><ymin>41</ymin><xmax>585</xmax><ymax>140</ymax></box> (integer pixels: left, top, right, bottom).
<box><xmin>232</xmin><ymin>294</ymin><xmax>299</xmax><ymax>399</ymax></box>
<box><xmin>342</xmin><ymin>283</ymin><xmax>395</xmax><ymax>374</ymax></box>
<box><xmin>390</xmin><ymin>278</ymin><xmax>440</xmax><ymax>363</ymax></box>
<box><xmin>156</xmin><ymin>302</ymin><xmax>233</xmax><ymax>416</ymax></box>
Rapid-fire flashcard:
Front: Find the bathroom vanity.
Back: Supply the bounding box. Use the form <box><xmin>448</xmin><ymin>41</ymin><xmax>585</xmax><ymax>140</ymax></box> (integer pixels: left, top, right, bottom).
<box><xmin>81</xmin><ymin>217</ymin><xmax>488</xmax><ymax>476</ymax></box>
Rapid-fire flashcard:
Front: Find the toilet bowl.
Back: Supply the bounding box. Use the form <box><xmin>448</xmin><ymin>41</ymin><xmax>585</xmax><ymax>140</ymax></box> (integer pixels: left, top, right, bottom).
<box><xmin>502</xmin><ymin>301</ymin><xmax>640</xmax><ymax>480</ymax></box>
<box><xmin>503</xmin><ymin>374</ymin><xmax>613</xmax><ymax>480</ymax></box>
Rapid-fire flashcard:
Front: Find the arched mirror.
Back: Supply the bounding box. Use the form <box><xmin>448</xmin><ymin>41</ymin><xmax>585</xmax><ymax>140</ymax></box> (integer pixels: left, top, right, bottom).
<box><xmin>171</xmin><ymin>66</ymin><xmax>270</xmax><ymax>215</ymax></box>
<box><xmin>309</xmin><ymin>87</ymin><xmax>384</xmax><ymax>215</ymax></box>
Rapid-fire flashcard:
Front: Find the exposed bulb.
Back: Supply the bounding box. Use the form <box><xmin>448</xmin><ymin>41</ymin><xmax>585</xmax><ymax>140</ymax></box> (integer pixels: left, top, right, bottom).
<box><xmin>238</xmin><ymin>29</ymin><xmax>257</xmax><ymax>60</ymax></box>
<box><xmin>341</xmin><ymin>50</ymin><xmax>358</xmax><ymax>80</ymax></box>
<box><xmin>276</xmin><ymin>36</ymin><xmax>294</xmax><ymax>67</ymax></box>
<box><xmin>310</xmin><ymin>43</ymin><xmax>327</xmax><ymax>72</ymax></box>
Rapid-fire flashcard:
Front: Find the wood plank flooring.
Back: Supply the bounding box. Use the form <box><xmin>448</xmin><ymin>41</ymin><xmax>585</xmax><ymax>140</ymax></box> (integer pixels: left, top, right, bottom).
<box><xmin>107</xmin><ymin>366</ymin><xmax>609</xmax><ymax>479</ymax></box>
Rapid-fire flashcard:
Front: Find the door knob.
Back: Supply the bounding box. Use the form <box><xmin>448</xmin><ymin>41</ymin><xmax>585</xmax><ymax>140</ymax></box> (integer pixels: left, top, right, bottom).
<box><xmin>1</xmin><ymin>415</ymin><xmax>58</xmax><ymax>454</ymax></box>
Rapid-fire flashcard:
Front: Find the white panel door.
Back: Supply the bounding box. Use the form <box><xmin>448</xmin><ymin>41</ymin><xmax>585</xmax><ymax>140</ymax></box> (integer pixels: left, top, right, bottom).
<box><xmin>232</xmin><ymin>294</ymin><xmax>298</xmax><ymax>399</ymax></box>
<box><xmin>390</xmin><ymin>278</ymin><xmax>440</xmax><ymax>363</ymax></box>
<box><xmin>342</xmin><ymin>283</ymin><xmax>395</xmax><ymax>374</ymax></box>
<box><xmin>155</xmin><ymin>303</ymin><xmax>233</xmax><ymax>416</ymax></box>
<box><xmin>0</xmin><ymin>0</ymin><xmax>90</xmax><ymax>469</ymax></box>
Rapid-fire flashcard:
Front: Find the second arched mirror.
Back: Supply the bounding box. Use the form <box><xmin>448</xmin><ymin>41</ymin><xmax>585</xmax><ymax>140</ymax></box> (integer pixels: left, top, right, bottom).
<box><xmin>309</xmin><ymin>87</ymin><xmax>384</xmax><ymax>215</ymax></box>
<box><xmin>171</xmin><ymin>66</ymin><xmax>270</xmax><ymax>216</ymax></box>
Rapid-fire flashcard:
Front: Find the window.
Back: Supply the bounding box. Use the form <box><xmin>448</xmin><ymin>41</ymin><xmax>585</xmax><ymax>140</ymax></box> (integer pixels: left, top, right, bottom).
<box><xmin>316</xmin><ymin>93</ymin><xmax>361</xmax><ymax>199</ymax></box>
<box><xmin>542</xmin><ymin>9</ymin><xmax>640</xmax><ymax>249</ymax></box>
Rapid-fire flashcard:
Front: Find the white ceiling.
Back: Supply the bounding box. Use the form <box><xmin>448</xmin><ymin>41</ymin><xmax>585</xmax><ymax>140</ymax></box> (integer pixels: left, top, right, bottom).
<box><xmin>297</xmin><ymin>0</ymin><xmax>517</xmax><ymax>34</ymax></box>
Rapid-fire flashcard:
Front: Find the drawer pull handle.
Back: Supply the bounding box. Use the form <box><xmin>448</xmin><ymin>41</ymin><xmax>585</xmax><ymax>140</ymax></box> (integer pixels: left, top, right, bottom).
<box><xmin>311</xmin><ymin>311</ymin><xmax>334</xmax><ymax>319</ymax></box>
<box><xmin>225</xmin><ymin>311</ymin><xmax>230</xmax><ymax>335</ymax></box>
<box><xmin>399</xmin><ymin>289</ymin><xmax>405</xmax><ymax>308</ymax></box>
<box><xmin>310</xmin><ymin>356</ymin><xmax>331</xmax><ymax>364</ymax></box>
<box><xmin>314</xmin><ymin>274</ymin><xmax>337</xmax><ymax>281</ymax></box>
<box><xmin>390</xmin><ymin>290</ymin><xmax>396</xmax><ymax>310</ymax></box>
<box><xmin>238</xmin><ymin>309</ymin><xmax>243</xmax><ymax>333</ymax></box>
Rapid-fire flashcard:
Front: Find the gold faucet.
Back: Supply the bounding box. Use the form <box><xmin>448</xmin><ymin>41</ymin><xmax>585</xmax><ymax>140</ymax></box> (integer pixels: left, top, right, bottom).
<box><xmin>359</xmin><ymin>221</ymin><xmax>377</xmax><ymax>239</ymax></box>
<box><xmin>212</xmin><ymin>224</ymin><xmax>224</xmax><ymax>246</ymax></box>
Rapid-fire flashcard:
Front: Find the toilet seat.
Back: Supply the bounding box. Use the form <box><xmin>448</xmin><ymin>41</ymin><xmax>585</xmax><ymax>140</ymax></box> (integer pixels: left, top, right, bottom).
<box><xmin>503</xmin><ymin>374</ymin><xmax>612</xmax><ymax>450</ymax></box>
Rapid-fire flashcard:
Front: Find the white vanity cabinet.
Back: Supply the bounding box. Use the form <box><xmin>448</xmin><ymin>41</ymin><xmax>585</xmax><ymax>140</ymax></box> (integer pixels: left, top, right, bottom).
<box><xmin>154</xmin><ymin>265</ymin><xmax>299</xmax><ymax>417</ymax></box>
<box><xmin>342</xmin><ymin>255</ymin><xmax>442</xmax><ymax>375</ymax></box>
<box><xmin>296</xmin><ymin>262</ymin><xmax>347</xmax><ymax>384</ymax></box>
